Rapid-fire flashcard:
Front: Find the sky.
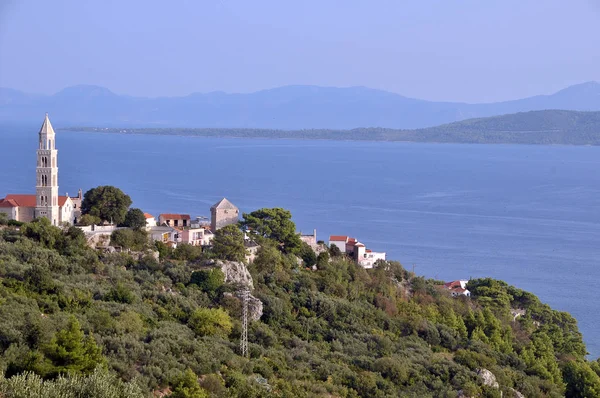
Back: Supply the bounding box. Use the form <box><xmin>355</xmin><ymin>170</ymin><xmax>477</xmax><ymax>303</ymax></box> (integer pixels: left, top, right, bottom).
<box><xmin>0</xmin><ymin>0</ymin><xmax>599</xmax><ymax>103</ymax></box>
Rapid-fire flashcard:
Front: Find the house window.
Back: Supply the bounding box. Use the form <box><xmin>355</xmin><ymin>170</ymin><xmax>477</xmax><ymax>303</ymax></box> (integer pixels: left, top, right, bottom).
<box><xmin>174</xmin><ymin>220</ymin><xmax>179</xmax><ymax>226</ymax></box>
<box><xmin>183</xmin><ymin>219</ymin><xmax>187</xmax><ymax>227</ymax></box>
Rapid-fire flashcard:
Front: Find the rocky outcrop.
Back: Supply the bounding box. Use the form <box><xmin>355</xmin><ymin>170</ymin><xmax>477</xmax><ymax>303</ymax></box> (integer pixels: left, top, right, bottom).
<box><xmin>212</xmin><ymin>260</ymin><xmax>254</xmax><ymax>290</ymax></box>
<box><xmin>247</xmin><ymin>295</ymin><xmax>263</xmax><ymax>321</ymax></box>
<box><xmin>477</xmin><ymin>368</ymin><xmax>499</xmax><ymax>389</ymax></box>
<box><xmin>210</xmin><ymin>260</ymin><xmax>262</xmax><ymax>320</ymax></box>
<box><xmin>509</xmin><ymin>388</ymin><xmax>525</xmax><ymax>398</ymax></box>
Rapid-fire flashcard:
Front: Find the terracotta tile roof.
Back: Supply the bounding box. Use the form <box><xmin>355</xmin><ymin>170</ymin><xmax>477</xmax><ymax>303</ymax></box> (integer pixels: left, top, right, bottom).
<box><xmin>4</xmin><ymin>194</ymin><xmax>37</xmax><ymax>207</ymax></box>
<box><xmin>2</xmin><ymin>194</ymin><xmax>71</xmax><ymax>208</ymax></box>
<box><xmin>0</xmin><ymin>198</ymin><xmax>19</xmax><ymax>208</ymax></box>
<box><xmin>58</xmin><ymin>196</ymin><xmax>70</xmax><ymax>206</ymax></box>
<box><xmin>444</xmin><ymin>281</ymin><xmax>462</xmax><ymax>289</ymax></box>
<box><xmin>144</xmin><ymin>213</ymin><xmax>154</xmax><ymax>219</ymax></box>
<box><xmin>329</xmin><ymin>235</ymin><xmax>348</xmax><ymax>242</ymax></box>
<box><xmin>159</xmin><ymin>214</ymin><xmax>191</xmax><ymax>220</ymax></box>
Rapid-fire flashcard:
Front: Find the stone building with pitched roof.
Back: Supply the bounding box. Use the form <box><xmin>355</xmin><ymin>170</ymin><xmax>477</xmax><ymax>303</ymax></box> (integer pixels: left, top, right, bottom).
<box><xmin>0</xmin><ymin>114</ymin><xmax>79</xmax><ymax>225</ymax></box>
<box><xmin>210</xmin><ymin>198</ymin><xmax>239</xmax><ymax>231</ymax></box>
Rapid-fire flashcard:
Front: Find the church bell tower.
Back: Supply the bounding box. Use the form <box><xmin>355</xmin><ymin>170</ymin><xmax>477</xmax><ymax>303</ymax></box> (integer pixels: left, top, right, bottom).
<box><xmin>35</xmin><ymin>113</ymin><xmax>59</xmax><ymax>225</ymax></box>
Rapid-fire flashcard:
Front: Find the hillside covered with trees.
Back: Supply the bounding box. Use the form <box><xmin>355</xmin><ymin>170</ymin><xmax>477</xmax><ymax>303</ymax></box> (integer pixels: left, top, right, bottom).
<box><xmin>1</xmin><ymin>209</ymin><xmax>599</xmax><ymax>397</ymax></box>
<box><xmin>64</xmin><ymin>109</ymin><xmax>600</xmax><ymax>146</ymax></box>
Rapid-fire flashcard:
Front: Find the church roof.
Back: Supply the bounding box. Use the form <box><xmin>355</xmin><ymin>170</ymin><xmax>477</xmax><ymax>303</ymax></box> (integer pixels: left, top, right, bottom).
<box><xmin>1</xmin><ymin>194</ymin><xmax>71</xmax><ymax>208</ymax></box>
<box><xmin>39</xmin><ymin>113</ymin><xmax>56</xmax><ymax>136</ymax></box>
<box><xmin>210</xmin><ymin>198</ymin><xmax>238</xmax><ymax>210</ymax></box>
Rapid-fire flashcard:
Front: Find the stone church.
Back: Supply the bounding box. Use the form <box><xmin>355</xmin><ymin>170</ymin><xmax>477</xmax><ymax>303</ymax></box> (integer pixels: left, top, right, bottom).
<box><xmin>0</xmin><ymin>114</ymin><xmax>82</xmax><ymax>225</ymax></box>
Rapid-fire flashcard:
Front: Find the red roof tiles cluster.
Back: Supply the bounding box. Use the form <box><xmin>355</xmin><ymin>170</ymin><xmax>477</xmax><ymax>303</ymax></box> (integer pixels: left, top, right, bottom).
<box><xmin>159</xmin><ymin>214</ymin><xmax>191</xmax><ymax>220</ymax></box>
<box><xmin>0</xmin><ymin>194</ymin><xmax>71</xmax><ymax>208</ymax></box>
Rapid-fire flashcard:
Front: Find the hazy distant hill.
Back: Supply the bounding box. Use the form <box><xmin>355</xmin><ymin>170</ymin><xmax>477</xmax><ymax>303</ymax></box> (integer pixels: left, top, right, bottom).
<box><xmin>65</xmin><ymin>109</ymin><xmax>600</xmax><ymax>145</ymax></box>
<box><xmin>2</xmin><ymin>82</ymin><xmax>600</xmax><ymax>129</ymax></box>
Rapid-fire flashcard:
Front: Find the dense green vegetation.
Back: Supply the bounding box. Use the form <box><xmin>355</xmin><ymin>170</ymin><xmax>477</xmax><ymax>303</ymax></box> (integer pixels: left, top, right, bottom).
<box><xmin>1</xmin><ymin>211</ymin><xmax>599</xmax><ymax>397</ymax></box>
<box><xmin>64</xmin><ymin>110</ymin><xmax>600</xmax><ymax>145</ymax></box>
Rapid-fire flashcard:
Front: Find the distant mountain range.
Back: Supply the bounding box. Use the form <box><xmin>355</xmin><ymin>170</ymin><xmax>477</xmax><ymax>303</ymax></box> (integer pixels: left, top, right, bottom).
<box><xmin>2</xmin><ymin>82</ymin><xmax>600</xmax><ymax>129</ymax></box>
<box><xmin>66</xmin><ymin>109</ymin><xmax>600</xmax><ymax>145</ymax></box>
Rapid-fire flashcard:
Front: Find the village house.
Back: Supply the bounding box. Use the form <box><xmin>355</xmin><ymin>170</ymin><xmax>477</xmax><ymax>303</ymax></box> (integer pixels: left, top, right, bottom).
<box><xmin>179</xmin><ymin>226</ymin><xmax>214</xmax><ymax>246</ymax></box>
<box><xmin>444</xmin><ymin>280</ymin><xmax>471</xmax><ymax>297</ymax></box>
<box><xmin>328</xmin><ymin>235</ymin><xmax>386</xmax><ymax>269</ymax></box>
<box><xmin>298</xmin><ymin>229</ymin><xmax>326</xmax><ymax>254</ymax></box>
<box><xmin>245</xmin><ymin>238</ymin><xmax>260</xmax><ymax>263</ymax></box>
<box><xmin>210</xmin><ymin>198</ymin><xmax>239</xmax><ymax>231</ymax></box>
<box><xmin>159</xmin><ymin>213</ymin><xmax>191</xmax><ymax>227</ymax></box>
<box><xmin>148</xmin><ymin>225</ymin><xmax>180</xmax><ymax>247</ymax></box>
<box><xmin>0</xmin><ymin>114</ymin><xmax>81</xmax><ymax>225</ymax></box>
<box><xmin>328</xmin><ymin>235</ymin><xmax>349</xmax><ymax>253</ymax></box>
<box><xmin>144</xmin><ymin>213</ymin><xmax>157</xmax><ymax>228</ymax></box>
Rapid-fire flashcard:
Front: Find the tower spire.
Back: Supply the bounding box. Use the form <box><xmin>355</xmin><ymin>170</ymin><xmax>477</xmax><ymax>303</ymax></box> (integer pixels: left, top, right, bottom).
<box><xmin>35</xmin><ymin>113</ymin><xmax>59</xmax><ymax>225</ymax></box>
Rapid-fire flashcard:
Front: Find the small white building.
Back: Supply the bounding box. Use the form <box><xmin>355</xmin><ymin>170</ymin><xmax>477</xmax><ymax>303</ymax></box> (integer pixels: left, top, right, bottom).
<box><xmin>357</xmin><ymin>249</ymin><xmax>387</xmax><ymax>269</ymax></box>
<box><xmin>148</xmin><ymin>225</ymin><xmax>179</xmax><ymax>247</ymax></box>
<box><xmin>180</xmin><ymin>226</ymin><xmax>214</xmax><ymax>246</ymax></box>
<box><xmin>329</xmin><ymin>235</ymin><xmax>349</xmax><ymax>253</ymax></box>
<box><xmin>144</xmin><ymin>213</ymin><xmax>157</xmax><ymax>228</ymax></box>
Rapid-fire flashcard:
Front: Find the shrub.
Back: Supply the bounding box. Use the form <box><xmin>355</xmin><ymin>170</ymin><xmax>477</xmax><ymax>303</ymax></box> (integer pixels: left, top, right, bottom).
<box><xmin>188</xmin><ymin>308</ymin><xmax>232</xmax><ymax>338</ymax></box>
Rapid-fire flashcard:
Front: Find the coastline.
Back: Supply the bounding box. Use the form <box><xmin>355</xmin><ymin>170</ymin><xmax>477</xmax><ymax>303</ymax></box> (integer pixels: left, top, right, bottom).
<box><xmin>58</xmin><ymin>127</ymin><xmax>600</xmax><ymax>147</ymax></box>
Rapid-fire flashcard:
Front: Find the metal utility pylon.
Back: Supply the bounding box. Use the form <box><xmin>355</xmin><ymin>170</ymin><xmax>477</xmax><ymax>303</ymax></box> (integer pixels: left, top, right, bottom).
<box><xmin>240</xmin><ymin>287</ymin><xmax>249</xmax><ymax>358</ymax></box>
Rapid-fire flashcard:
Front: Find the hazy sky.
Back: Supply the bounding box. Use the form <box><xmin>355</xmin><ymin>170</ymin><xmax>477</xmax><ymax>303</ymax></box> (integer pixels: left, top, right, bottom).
<box><xmin>1</xmin><ymin>0</ymin><xmax>599</xmax><ymax>102</ymax></box>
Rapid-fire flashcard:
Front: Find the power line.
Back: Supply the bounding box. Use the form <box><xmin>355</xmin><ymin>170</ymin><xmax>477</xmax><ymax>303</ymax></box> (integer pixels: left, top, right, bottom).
<box><xmin>240</xmin><ymin>287</ymin><xmax>249</xmax><ymax>358</ymax></box>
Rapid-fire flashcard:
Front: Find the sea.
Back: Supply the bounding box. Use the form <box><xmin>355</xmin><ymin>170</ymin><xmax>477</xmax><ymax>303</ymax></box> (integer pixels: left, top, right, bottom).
<box><xmin>1</xmin><ymin>128</ymin><xmax>599</xmax><ymax>357</ymax></box>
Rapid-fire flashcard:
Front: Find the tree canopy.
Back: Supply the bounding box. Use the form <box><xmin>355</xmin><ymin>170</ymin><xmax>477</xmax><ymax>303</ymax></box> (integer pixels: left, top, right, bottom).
<box><xmin>122</xmin><ymin>208</ymin><xmax>146</xmax><ymax>230</ymax></box>
<box><xmin>81</xmin><ymin>186</ymin><xmax>132</xmax><ymax>225</ymax></box>
<box><xmin>211</xmin><ymin>224</ymin><xmax>246</xmax><ymax>262</ymax></box>
<box><xmin>241</xmin><ymin>208</ymin><xmax>301</xmax><ymax>253</ymax></box>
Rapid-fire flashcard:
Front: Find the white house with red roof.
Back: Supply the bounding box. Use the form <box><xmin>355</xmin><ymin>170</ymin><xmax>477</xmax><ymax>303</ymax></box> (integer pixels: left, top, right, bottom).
<box><xmin>329</xmin><ymin>235</ymin><xmax>349</xmax><ymax>253</ymax></box>
<box><xmin>328</xmin><ymin>235</ymin><xmax>386</xmax><ymax>269</ymax></box>
<box><xmin>0</xmin><ymin>115</ymin><xmax>79</xmax><ymax>225</ymax></box>
<box><xmin>144</xmin><ymin>213</ymin><xmax>157</xmax><ymax>228</ymax></box>
<box><xmin>444</xmin><ymin>280</ymin><xmax>471</xmax><ymax>297</ymax></box>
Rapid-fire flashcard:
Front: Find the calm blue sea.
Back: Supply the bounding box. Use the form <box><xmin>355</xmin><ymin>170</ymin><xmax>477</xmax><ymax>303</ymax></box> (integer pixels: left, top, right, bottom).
<box><xmin>2</xmin><ymin>128</ymin><xmax>600</xmax><ymax>357</ymax></box>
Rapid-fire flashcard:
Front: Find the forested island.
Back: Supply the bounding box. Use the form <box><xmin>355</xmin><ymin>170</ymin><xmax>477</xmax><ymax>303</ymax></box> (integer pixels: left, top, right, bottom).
<box><xmin>1</xmin><ymin>201</ymin><xmax>600</xmax><ymax>398</ymax></box>
<box><xmin>62</xmin><ymin>110</ymin><xmax>600</xmax><ymax>146</ymax></box>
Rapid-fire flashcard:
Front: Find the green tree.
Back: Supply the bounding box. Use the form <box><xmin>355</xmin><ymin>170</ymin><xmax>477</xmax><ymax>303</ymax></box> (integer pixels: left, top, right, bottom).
<box><xmin>0</xmin><ymin>212</ymin><xmax>8</xmax><ymax>225</ymax></box>
<box><xmin>241</xmin><ymin>208</ymin><xmax>301</xmax><ymax>253</ymax></box>
<box><xmin>81</xmin><ymin>186</ymin><xmax>132</xmax><ymax>225</ymax></box>
<box><xmin>110</xmin><ymin>229</ymin><xmax>134</xmax><ymax>249</ymax></box>
<box><xmin>0</xmin><ymin>368</ymin><xmax>144</xmax><ymax>398</ymax></box>
<box><xmin>171</xmin><ymin>369</ymin><xmax>209</xmax><ymax>398</ymax></box>
<box><xmin>21</xmin><ymin>217</ymin><xmax>63</xmax><ymax>249</ymax></box>
<box><xmin>211</xmin><ymin>224</ymin><xmax>246</xmax><ymax>262</ymax></box>
<box><xmin>563</xmin><ymin>361</ymin><xmax>600</xmax><ymax>398</ymax></box>
<box><xmin>188</xmin><ymin>308</ymin><xmax>232</xmax><ymax>338</ymax></box>
<box><xmin>328</xmin><ymin>243</ymin><xmax>343</xmax><ymax>257</ymax></box>
<box><xmin>298</xmin><ymin>242</ymin><xmax>317</xmax><ymax>267</ymax></box>
<box><xmin>40</xmin><ymin>316</ymin><xmax>105</xmax><ymax>378</ymax></box>
<box><xmin>122</xmin><ymin>208</ymin><xmax>146</xmax><ymax>230</ymax></box>
<box><xmin>190</xmin><ymin>268</ymin><xmax>225</xmax><ymax>296</ymax></box>
<box><xmin>77</xmin><ymin>214</ymin><xmax>101</xmax><ymax>226</ymax></box>
<box><xmin>105</xmin><ymin>283</ymin><xmax>136</xmax><ymax>304</ymax></box>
